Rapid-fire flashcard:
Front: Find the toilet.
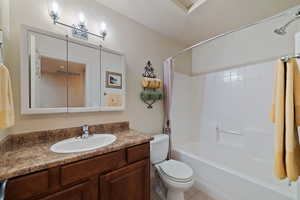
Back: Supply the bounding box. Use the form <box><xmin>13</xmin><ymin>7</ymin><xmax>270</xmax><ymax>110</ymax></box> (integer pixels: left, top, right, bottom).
<box><xmin>150</xmin><ymin>134</ymin><xmax>194</xmax><ymax>200</ymax></box>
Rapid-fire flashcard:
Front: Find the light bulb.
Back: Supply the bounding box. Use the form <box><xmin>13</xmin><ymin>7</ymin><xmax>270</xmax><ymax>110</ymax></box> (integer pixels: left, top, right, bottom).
<box><xmin>100</xmin><ymin>22</ymin><xmax>107</xmax><ymax>32</ymax></box>
<box><xmin>48</xmin><ymin>0</ymin><xmax>61</xmax><ymax>21</ymax></box>
<box><xmin>52</xmin><ymin>1</ymin><xmax>59</xmax><ymax>14</ymax></box>
<box><xmin>79</xmin><ymin>13</ymin><xmax>86</xmax><ymax>26</ymax></box>
<box><xmin>100</xmin><ymin>22</ymin><xmax>107</xmax><ymax>40</ymax></box>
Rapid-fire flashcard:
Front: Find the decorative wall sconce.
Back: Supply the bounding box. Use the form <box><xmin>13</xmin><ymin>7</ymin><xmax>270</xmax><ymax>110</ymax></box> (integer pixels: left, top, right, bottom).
<box><xmin>47</xmin><ymin>0</ymin><xmax>107</xmax><ymax>40</ymax></box>
<box><xmin>140</xmin><ymin>61</ymin><xmax>163</xmax><ymax>109</ymax></box>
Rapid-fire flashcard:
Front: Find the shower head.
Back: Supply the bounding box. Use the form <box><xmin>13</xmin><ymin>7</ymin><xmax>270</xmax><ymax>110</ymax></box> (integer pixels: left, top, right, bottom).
<box><xmin>274</xmin><ymin>27</ymin><xmax>287</xmax><ymax>35</ymax></box>
<box><xmin>274</xmin><ymin>11</ymin><xmax>300</xmax><ymax>35</ymax></box>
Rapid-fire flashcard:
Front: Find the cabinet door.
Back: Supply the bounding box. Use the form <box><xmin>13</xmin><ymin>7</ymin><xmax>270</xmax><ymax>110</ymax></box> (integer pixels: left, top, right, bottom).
<box><xmin>67</xmin><ymin>41</ymin><xmax>101</xmax><ymax>112</ymax></box>
<box><xmin>6</xmin><ymin>168</ymin><xmax>60</xmax><ymax>200</ymax></box>
<box><xmin>100</xmin><ymin>49</ymin><xmax>126</xmax><ymax>111</ymax></box>
<box><xmin>25</xmin><ymin>31</ymin><xmax>68</xmax><ymax>113</ymax></box>
<box><xmin>41</xmin><ymin>182</ymin><xmax>91</xmax><ymax>200</ymax></box>
<box><xmin>100</xmin><ymin>159</ymin><xmax>150</xmax><ymax>200</ymax></box>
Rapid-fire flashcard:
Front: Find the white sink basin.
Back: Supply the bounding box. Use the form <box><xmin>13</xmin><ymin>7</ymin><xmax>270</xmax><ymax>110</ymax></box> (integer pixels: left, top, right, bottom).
<box><xmin>50</xmin><ymin>134</ymin><xmax>117</xmax><ymax>153</ymax></box>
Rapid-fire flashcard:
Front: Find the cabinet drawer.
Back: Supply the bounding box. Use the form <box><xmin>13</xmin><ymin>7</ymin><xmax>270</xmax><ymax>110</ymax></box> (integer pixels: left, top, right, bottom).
<box><xmin>6</xmin><ymin>168</ymin><xmax>59</xmax><ymax>200</ymax></box>
<box><xmin>61</xmin><ymin>150</ymin><xmax>126</xmax><ymax>186</ymax></box>
<box><xmin>41</xmin><ymin>182</ymin><xmax>90</xmax><ymax>200</ymax></box>
<box><xmin>127</xmin><ymin>143</ymin><xmax>150</xmax><ymax>164</ymax></box>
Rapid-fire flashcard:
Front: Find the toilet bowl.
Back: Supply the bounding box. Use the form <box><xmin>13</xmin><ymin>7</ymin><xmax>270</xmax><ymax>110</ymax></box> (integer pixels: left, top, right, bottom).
<box><xmin>155</xmin><ymin>159</ymin><xmax>194</xmax><ymax>200</ymax></box>
<box><xmin>150</xmin><ymin>134</ymin><xmax>194</xmax><ymax>200</ymax></box>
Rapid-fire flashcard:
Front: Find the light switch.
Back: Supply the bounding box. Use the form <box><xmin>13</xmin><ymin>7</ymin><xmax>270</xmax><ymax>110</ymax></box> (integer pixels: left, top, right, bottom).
<box><xmin>104</xmin><ymin>93</ymin><xmax>123</xmax><ymax>107</ymax></box>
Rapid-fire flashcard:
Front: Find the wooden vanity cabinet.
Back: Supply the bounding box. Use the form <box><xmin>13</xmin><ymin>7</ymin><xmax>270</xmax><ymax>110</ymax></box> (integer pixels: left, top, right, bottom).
<box><xmin>5</xmin><ymin>143</ymin><xmax>150</xmax><ymax>200</ymax></box>
<box><xmin>100</xmin><ymin>159</ymin><xmax>150</xmax><ymax>200</ymax></box>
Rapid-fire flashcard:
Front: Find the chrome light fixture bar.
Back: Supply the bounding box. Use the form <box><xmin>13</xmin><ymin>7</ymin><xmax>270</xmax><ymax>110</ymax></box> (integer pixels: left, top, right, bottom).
<box><xmin>48</xmin><ymin>1</ymin><xmax>107</xmax><ymax>40</ymax></box>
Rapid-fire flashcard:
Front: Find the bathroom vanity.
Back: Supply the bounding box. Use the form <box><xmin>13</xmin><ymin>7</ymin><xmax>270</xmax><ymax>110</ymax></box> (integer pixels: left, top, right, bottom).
<box><xmin>0</xmin><ymin>122</ymin><xmax>152</xmax><ymax>200</ymax></box>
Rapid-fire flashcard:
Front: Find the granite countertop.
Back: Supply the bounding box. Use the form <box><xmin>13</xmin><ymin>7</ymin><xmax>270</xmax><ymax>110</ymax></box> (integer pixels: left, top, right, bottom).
<box><xmin>0</xmin><ymin>122</ymin><xmax>153</xmax><ymax>180</ymax></box>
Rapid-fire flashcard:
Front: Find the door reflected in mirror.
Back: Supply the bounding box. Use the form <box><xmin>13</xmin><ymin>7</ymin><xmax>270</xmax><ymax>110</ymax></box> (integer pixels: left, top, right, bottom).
<box><xmin>67</xmin><ymin>41</ymin><xmax>100</xmax><ymax>110</ymax></box>
<box><xmin>40</xmin><ymin>56</ymin><xmax>86</xmax><ymax>108</ymax></box>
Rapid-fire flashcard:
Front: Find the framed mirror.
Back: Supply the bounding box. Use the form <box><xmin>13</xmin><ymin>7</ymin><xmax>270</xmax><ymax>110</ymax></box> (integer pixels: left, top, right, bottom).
<box><xmin>20</xmin><ymin>25</ymin><xmax>125</xmax><ymax>114</ymax></box>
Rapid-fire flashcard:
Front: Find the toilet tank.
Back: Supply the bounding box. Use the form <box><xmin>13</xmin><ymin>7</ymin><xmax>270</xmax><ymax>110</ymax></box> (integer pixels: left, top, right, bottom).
<box><xmin>150</xmin><ymin>134</ymin><xmax>169</xmax><ymax>164</ymax></box>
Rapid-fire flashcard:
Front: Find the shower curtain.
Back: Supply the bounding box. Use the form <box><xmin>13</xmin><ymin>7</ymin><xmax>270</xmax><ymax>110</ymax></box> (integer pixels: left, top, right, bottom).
<box><xmin>163</xmin><ymin>57</ymin><xmax>174</xmax><ymax>159</ymax></box>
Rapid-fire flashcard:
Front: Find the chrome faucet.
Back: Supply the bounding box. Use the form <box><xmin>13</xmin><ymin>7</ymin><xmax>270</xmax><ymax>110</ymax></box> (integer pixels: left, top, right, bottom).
<box><xmin>81</xmin><ymin>125</ymin><xmax>90</xmax><ymax>139</ymax></box>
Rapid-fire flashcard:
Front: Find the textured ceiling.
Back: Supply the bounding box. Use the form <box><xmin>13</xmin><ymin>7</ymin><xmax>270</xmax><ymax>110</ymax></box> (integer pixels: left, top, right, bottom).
<box><xmin>96</xmin><ymin>0</ymin><xmax>300</xmax><ymax>46</ymax></box>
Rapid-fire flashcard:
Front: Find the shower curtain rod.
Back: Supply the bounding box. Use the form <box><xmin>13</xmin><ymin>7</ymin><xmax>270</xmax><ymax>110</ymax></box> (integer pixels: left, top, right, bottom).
<box><xmin>171</xmin><ymin>9</ymin><xmax>293</xmax><ymax>59</ymax></box>
<box><xmin>281</xmin><ymin>53</ymin><xmax>300</xmax><ymax>62</ymax></box>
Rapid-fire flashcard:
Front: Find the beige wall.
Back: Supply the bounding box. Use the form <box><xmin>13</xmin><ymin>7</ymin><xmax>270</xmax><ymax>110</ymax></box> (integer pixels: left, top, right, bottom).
<box><xmin>2</xmin><ymin>0</ymin><xmax>188</xmax><ymax>135</ymax></box>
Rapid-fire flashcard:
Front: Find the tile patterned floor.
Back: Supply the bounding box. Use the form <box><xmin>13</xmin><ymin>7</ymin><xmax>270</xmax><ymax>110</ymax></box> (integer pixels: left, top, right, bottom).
<box><xmin>185</xmin><ymin>187</ymin><xmax>215</xmax><ymax>200</ymax></box>
<box><xmin>151</xmin><ymin>186</ymin><xmax>215</xmax><ymax>200</ymax></box>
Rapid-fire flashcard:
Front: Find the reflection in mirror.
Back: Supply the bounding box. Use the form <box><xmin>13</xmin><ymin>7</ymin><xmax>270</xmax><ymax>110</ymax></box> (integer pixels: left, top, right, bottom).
<box><xmin>65</xmin><ymin>60</ymin><xmax>86</xmax><ymax>107</ymax></box>
<box><xmin>101</xmin><ymin>50</ymin><xmax>125</xmax><ymax>110</ymax></box>
<box><xmin>23</xmin><ymin>27</ymin><xmax>125</xmax><ymax>114</ymax></box>
<box><xmin>29</xmin><ymin>32</ymin><xmax>67</xmax><ymax>108</ymax></box>
<box><xmin>67</xmin><ymin>41</ymin><xmax>100</xmax><ymax>110</ymax></box>
<box><xmin>40</xmin><ymin>56</ymin><xmax>86</xmax><ymax>107</ymax></box>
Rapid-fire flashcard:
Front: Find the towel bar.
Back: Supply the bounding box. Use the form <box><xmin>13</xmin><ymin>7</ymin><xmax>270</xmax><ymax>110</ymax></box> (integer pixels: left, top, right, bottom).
<box><xmin>216</xmin><ymin>126</ymin><xmax>241</xmax><ymax>136</ymax></box>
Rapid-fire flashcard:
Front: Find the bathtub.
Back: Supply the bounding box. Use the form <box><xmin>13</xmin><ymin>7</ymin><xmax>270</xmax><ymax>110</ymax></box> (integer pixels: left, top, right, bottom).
<box><xmin>173</xmin><ymin>142</ymin><xmax>297</xmax><ymax>200</ymax></box>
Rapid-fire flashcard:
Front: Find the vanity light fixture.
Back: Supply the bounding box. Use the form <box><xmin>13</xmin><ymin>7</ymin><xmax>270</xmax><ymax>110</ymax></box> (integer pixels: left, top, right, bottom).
<box><xmin>48</xmin><ymin>0</ymin><xmax>107</xmax><ymax>40</ymax></box>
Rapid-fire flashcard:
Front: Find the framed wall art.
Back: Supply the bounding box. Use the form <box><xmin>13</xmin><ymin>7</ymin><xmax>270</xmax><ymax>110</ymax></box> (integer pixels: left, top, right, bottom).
<box><xmin>106</xmin><ymin>71</ymin><xmax>122</xmax><ymax>89</ymax></box>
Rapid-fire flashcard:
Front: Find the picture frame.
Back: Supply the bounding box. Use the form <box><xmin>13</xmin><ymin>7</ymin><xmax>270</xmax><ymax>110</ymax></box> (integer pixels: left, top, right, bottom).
<box><xmin>106</xmin><ymin>71</ymin><xmax>122</xmax><ymax>89</ymax></box>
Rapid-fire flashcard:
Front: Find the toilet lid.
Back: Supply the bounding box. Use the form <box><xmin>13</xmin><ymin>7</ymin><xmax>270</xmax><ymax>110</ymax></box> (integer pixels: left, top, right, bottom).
<box><xmin>158</xmin><ymin>160</ymin><xmax>193</xmax><ymax>182</ymax></box>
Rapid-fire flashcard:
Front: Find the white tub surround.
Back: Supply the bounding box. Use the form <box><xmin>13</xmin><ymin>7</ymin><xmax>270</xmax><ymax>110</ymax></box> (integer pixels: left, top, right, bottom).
<box><xmin>174</xmin><ymin>143</ymin><xmax>296</xmax><ymax>200</ymax></box>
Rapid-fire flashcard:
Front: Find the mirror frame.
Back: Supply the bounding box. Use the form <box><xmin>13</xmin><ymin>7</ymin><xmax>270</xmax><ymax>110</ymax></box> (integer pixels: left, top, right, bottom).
<box><xmin>20</xmin><ymin>25</ymin><xmax>126</xmax><ymax>115</ymax></box>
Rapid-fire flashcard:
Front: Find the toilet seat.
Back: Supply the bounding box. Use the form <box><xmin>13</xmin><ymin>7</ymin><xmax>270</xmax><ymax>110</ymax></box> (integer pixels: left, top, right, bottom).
<box><xmin>157</xmin><ymin>160</ymin><xmax>193</xmax><ymax>183</ymax></box>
